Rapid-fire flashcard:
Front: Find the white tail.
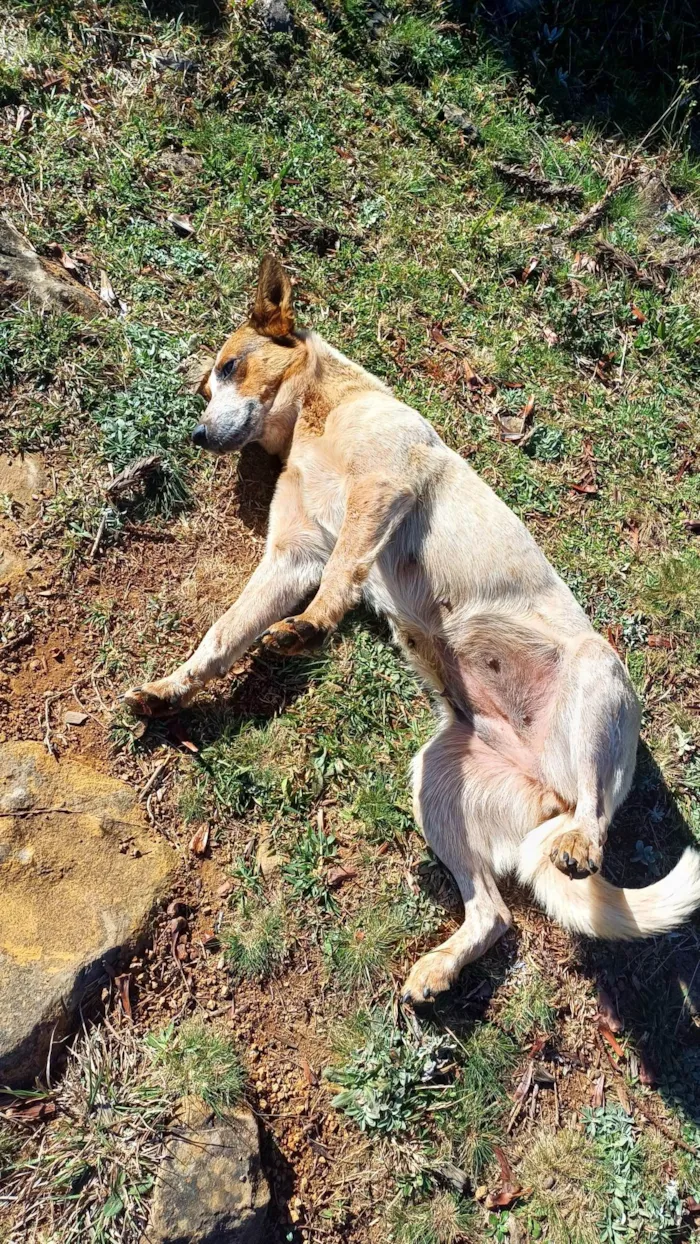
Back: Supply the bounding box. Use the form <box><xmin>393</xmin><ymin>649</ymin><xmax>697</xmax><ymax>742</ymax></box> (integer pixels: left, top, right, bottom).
<box><xmin>517</xmin><ymin>813</ymin><xmax>700</xmax><ymax>939</ymax></box>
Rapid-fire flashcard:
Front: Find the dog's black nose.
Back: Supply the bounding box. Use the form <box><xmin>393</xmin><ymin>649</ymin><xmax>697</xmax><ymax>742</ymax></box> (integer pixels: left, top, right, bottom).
<box><xmin>192</xmin><ymin>424</ymin><xmax>208</xmax><ymax>448</ymax></box>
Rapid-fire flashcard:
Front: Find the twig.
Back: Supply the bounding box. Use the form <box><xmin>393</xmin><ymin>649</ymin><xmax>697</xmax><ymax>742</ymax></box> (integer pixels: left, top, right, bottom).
<box><xmin>139</xmin><ymin>758</ymin><xmax>171</xmax><ymax>802</ymax></box>
<box><xmin>89</xmin><ymin>511</ymin><xmax>107</xmax><ymax>560</ymax></box>
<box><xmin>493</xmin><ymin>161</ymin><xmax>583</xmax><ymax>202</ymax></box>
<box><xmin>450</xmin><ymin>267</ymin><xmax>470</xmax><ymax>295</ymax></box>
<box><xmin>42</xmin><ymin>691</ymin><xmax>64</xmax><ymax>757</ymax></box>
<box><xmin>565</xmin><ymin>161</ymin><xmax>636</xmax><ymax>240</ymax></box>
<box><xmin>0</xmin><ymin>630</ymin><xmax>34</xmax><ymax>658</ymax></box>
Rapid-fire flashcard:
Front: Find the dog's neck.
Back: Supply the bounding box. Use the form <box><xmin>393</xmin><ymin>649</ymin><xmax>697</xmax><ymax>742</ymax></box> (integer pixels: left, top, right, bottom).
<box><xmin>259</xmin><ymin>331</ymin><xmax>387</xmax><ymax>458</ymax></box>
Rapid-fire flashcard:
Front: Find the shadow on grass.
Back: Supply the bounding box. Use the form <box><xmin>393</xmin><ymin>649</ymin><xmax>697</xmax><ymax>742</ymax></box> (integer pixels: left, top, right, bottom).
<box><xmin>467</xmin><ymin>0</ymin><xmax>700</xmax><ymax>141</ymax></box>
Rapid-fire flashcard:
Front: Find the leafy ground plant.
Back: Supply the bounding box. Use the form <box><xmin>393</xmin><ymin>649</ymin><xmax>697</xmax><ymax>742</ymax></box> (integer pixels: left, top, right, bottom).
<box><xmin>222</xmin><ymin>897</ymin><xmax>290</xmax><ymax>981</ymax></box>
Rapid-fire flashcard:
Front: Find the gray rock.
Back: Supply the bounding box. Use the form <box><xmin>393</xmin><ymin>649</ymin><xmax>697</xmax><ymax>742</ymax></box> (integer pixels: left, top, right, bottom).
<box><xmin>253</xmin><ymin>0</ymin><xmax>293</xmax><ymax>35</ymax></box>
<box><xmin>145</xmin><ymin>1098</ymin><xmax>270</xmax><ymax>1243</ymax></box>
<box><xmin>0</xmin><ymin>742</ymin><xmax>177</xmax><ymax>1086</ymax></box>
<box><xmin>441</xmin><ymin>103</ymin><xmax>481</xmax><ymax>142</ymax></box>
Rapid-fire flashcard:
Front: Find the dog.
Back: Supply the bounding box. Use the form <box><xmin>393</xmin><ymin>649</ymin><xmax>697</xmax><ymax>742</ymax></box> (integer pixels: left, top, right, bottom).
<box><xmin>126</xmin><ymin>256</ymin><xmax>700</xmax><ymax>1003</ymax></box>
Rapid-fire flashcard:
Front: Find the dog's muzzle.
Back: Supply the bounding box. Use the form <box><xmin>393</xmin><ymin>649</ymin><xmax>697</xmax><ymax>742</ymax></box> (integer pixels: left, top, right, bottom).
<box><xmin>191</xmin><ymin>424</ymin><xmax>208</xmax><ymax>448</ymax></box>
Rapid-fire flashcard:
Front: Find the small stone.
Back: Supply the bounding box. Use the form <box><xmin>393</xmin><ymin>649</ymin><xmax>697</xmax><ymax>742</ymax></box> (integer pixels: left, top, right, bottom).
<box><xmin>542</xmin><ymin>1174</ymin><xmax>555</xmax><ymax>1190</ymax></box>
<box><xmin>63</xmin><ymin>711</ymin><xmax>88</xmax><ymax>727</ymax></box>
<box><xmin>441</xmin><ymin>102</ymin><xmax>481</xmax><ymax>142</ymax></box>
<box><xmin>256</xmin><ymin>834</ymin><xmax>282</xmax><ymax>880</ymax></box>
<box><xmin>253</xmin><ymin>0</ymin><xmax>293</xmax><ymax>33</ymax></box>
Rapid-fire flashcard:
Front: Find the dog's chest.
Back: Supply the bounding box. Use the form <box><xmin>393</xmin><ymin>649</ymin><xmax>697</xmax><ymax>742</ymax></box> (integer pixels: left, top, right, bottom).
<box><xmin>295</xmin><ymin>453</ymin><xmax>347</xmax><ymax>537</ymax></box>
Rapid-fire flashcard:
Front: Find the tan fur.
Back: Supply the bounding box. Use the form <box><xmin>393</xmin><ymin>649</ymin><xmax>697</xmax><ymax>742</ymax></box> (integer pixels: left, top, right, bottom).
<box><xmin>125</xmin><ymin>256</ymin><xmax>700</xmax><ymax>1002</ymax></box>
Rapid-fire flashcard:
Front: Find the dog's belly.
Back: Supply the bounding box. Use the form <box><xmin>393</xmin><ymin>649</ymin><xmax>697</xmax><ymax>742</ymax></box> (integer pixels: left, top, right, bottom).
<box><xmin>368</xmin><ymin>560</ymin><xmax>565</xmax><ymax>786</ymax></box>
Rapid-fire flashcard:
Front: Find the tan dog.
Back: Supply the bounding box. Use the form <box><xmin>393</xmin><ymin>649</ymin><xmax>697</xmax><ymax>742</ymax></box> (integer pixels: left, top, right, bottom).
<box><xmin>126</xmin><ymin>256</ymin><xmax>700</xmax><ymax>1003</ymax></box>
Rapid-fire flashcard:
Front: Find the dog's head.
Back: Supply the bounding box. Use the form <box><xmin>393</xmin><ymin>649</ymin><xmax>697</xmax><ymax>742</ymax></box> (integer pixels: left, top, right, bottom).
<box><xmin>193</xmin><ymin>256</ymin><xmax>305</xmax><ymax>454</ymax></box>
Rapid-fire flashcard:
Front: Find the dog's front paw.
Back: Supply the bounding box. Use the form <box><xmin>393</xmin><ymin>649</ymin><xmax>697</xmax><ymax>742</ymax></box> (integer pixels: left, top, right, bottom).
<box><xmin>401</xmin><ymin>949</ymin><xmax>459</xmax><ymax>1005</ymax></box>
<box><xmin>257</xmin><ymin>616</ymin><xmax>328</xmax><ymax>657</ymax></box>
<box><xmin>549</xmin><ymin>830</ymin><xmax>601</xmax><ymax>879</ymax></box>
<box><xmin>123</xmin><ymin>679</ymin><xmax>188</xmax><ymax>718</ymax></box>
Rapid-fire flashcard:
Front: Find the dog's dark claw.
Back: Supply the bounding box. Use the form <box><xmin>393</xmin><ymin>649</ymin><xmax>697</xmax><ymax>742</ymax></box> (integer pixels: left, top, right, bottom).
<box><xmin>588</xmin><ymin>858</ymin><xmax>599</xmax><ymax>874</ymax></box>
<box><xmin>561</xmin><ymin>851</ymin><xmax>570</xmax><ymax>865</ymax></box>
<box><xmin>423</xmin><ymin>986</ymin><xmax>432</xmax><ymax>999</ymax></box>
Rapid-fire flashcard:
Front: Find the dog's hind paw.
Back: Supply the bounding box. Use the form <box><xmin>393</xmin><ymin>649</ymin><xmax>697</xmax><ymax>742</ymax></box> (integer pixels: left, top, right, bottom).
<box><xmin>549</xmin><ymin>830</ymin><xmax>601</xmax><ymax>879</ymax></box>
<box><xmin>256</xmin><ymin>616</ymin><xmax>328</xmax><ymax>658</ymax></box>
<box><xmin>401</xmin><ymin>949</ymin><xmax>459</xmax><ymax>1005</ymax></box>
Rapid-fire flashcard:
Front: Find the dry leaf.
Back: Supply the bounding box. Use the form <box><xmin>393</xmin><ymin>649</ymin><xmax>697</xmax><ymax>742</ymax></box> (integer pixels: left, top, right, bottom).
<box><xmin>15</xmin><ymin>104</ymin><xmax>31</xmax><ymax>132</ymax></box>
<box><xmin>430</xmin><ymin>324</ymin><xmax>460</xmax><ymax>354</ymax></box>
<box><xmin>597</xmin><ymin>986</ymin><xmax>623</xmax><ymax>1033</ymax></box>
<box><xmin>599</xmin><ymin>1022</ymin><xmax>625</xmax><ymax>1059</ymax></box>
<box><xmin>189</xmin><ymin>824</ymin><xmax>210</xmax><ymax>856</ymax></box>
<box><xmin>591</xmin><ymin>1073</ymin><xmax>605</xmax><ymax>1108</ymax></box>
<box><xmin>115</xmin><ymin>973</ymin><xmax>133</xmax><ymax>1020</ymax></box>
<box><xmin>100</xmin><ymin>269</ymin><xmax>118</xmax><ymax>306</ymax></box>
<box><xmin>616</xmin><ymin>1081</ymin><xmax>631</xmax><ymax>1114</ymax></box>
<box><xmin>647</xmin><ymin>634</ymin><xmax>672</xmax><ymax>650</ymax></box>
<box><xmin>521</xmin><ymin>256</ymin><xmax>539</xmax><ymax>282</ymax></box>
<box><xmin>3</xmin><ymin>1097</ymin><xmax>57</xmax><ymax>1122</ymax></box>
<box><xmin>542</xmin><ymin>326</ymin><xmax>559</xmax><ymax>346</ymax></box>
<box><xmin>167</xmin><ymin>212</ymin><xmax>195</xmax><ymax>238</ymax></box>
<box><xmin>512</xmin><ymin>1062</ymin><xmax>533</xmax><ymax>1105</ymax></box>
<box><xmin>327</xmin><ymin>865</ymin><xmax>357</xmax><ymax>889</ymax></box>
<box><xmin>630</xmin><ymin>304</ymin><xmax>646</xmax><ymax>323</ymax></box>
<box><xmin>301</xmin><ymin>1056</ymin><xmax>318</xmax><ymax>1086</ymax></box>
<box><xmin>638</xmin><ymin>1053</ymin><xmax>657</xmax><ymax>1086</ymax></box>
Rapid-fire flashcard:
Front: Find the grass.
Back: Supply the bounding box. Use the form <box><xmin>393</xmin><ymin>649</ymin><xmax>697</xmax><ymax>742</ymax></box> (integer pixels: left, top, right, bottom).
<box><xmin>222</xmin><ymin>897</ymin><xmax>290</xmax><ymax>981</ymax></box>
<box><xmin>144</xmin><ymin>1018</ymin><xmax>244</xmax><ymax>1115</ymax></box>
<box><xmin>2</xmin><ymin>0</ymin><xmax>700</xmax><ymax>1239</ymax></box>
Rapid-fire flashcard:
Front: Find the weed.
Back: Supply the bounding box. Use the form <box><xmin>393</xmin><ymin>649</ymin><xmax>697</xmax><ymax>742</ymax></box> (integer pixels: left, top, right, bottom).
<box><xmin>145</xmin><ymin>1018</ymin><xmax>244</xmax><ymax>1115</ymax></box>
<box><xmin>583</xmin><ymin>1105</ymin><xmax>687</xmax><ymax>1242</ymax></box>
<box><xmin>328</xmin><ymin>1008</ymin><xmax>454</xmax><ymax>1135</ymax></box>
<box><xmin>222</xmin><ymin>898</ymin><xmax>289</xmax><ymax>981</ymax></box>
<box><xmin>282</xmin><ymin>821</ymin><xmax>339</xmax><ymax>914</ymax></box>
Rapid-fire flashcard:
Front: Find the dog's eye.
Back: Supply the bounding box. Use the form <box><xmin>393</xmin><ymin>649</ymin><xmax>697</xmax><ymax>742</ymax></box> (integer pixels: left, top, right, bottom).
<box><xmin>218</xmin><ymin>358</ymin><xmax>237</xmax><ymax>380</ymax></box>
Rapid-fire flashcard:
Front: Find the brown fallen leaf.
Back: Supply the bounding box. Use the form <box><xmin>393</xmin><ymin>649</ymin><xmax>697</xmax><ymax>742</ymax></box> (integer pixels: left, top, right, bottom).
<box><xmin>597</xmin><ymin>986</ymin><xmax>623</xmax><ymax>1033</ymax></box>
<box><xmin>571</xmin><ymin>480</ymin><xmax>599</xmax><ymax>495</ymax></box>
<box><xmin>616</xmin><ymin>1080</ymin><xmax>632</xmax><ymax>1114</ymax></box>
<box><xmin>484</xmin><ymin>1146</ymin><xmax>526</xmax><ymax>1209</ymax></box>
<box><xmin>599</xmin><ymin>1022</ymin><xmax>625</xmax><ymax>1060</ymax></box>
<box><xmin>46</xmin><ymin>242</ymin><xmax>82</xmax><ymax>276</ymax></box>
<box><xmin>630</xmin><ymin>304</ymin><xmax>646</xmax><ymax>323</ymax></box>
<box><xmin>115</xmin><ymin>973</ymin><xmax>133</xmax><ymax>1021</ymax></box>
<box><xmin>189</xmin><ymin>824</ymin><xmax>210</xmax><ymax>856</ymax></box>
<box><xmin>521</xmin><ymin>256</ymin><xmax>540</xmax><ymax>282</ymax></box>
<box><xmin>430</xmin><ymin>324</ymin><xmax>461</xmax><ymax>354</ymax></box>
<box><xmin>2</xmin><ymin>1097</ymin><xmax>57</xmax><ymax>1122</ymax></box>
<box><xmin>301</xmin><ymin>1056</ymin><xmax>319</xmax><ymax>1086</ymax></box>
<box><xmin>647</xmin><ymin>634</ymin><xmax>672</xmax><ymax>650</ymax></box>
<box><xmin>327</xmin><ymin>865</ymin><xmax>357</xmax><ymax>889</ymax></box>
<box><xmin>462</xmin><ymin>359</ymin><xmax>484</xmax><ymax>389</ymax></box>
<box><xmin>591</xmin><ymin>1072</ymin><xmax>605</xmax><ymax>1108</ymax></box>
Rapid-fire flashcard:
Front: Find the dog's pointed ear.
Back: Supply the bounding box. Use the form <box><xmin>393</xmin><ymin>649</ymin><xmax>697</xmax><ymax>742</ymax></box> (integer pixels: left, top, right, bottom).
<box><xmin>252</xmin><ymin>255</ymin><xmax>295</xmax><ymax>337</ymax></box>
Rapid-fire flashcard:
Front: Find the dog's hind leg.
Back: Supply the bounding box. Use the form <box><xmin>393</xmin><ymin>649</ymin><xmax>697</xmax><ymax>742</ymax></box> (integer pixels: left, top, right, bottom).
<box><xmin>538</xmin><ymin>634</ymin><xmax>640</xmax><ymax>879</ymax></box>
<box><xmin>402</xmin><ymin>720</ymin><xmax>548</xmax><ymax>1004</ymax></box>
<box><xmin>125</xmin><ymin>466</ymin><xmax>328</xmax><ymax>716</ymax></box>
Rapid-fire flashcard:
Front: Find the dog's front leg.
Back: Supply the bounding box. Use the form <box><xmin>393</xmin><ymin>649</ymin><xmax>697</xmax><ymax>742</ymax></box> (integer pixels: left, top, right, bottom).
<box><xmin>259</xmin><ymin>474</ymin><xmax>414</xmax><ymax>656</ymax></box>
<box><xmin>125</xmin><ymin>468</ymin><xmax>327</xmax><ymax>716</ymax></box>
